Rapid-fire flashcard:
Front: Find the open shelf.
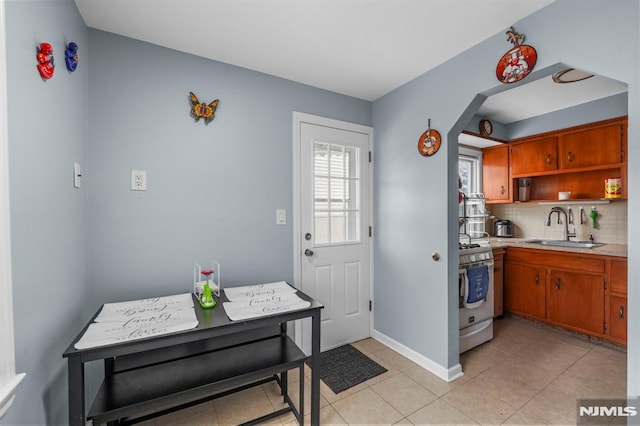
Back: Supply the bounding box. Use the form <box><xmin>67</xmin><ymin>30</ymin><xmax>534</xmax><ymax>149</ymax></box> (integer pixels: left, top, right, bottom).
<box><xmin>512</xmin><ymin>167</ymin><xmax>625</xmax><ymax>203</ymax></box>
<box><xmin>88</xmin><ymin>335</ymin><xmax>307</xmax><ymax>424</ymax></box>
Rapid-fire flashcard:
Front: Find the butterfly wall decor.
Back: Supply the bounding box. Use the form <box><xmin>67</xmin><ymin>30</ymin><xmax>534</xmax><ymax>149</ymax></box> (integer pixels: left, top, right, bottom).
<box><xmin>189</xmin><ymin>92</ymin><xmax>219</xmax><ymax>125</ymax></box>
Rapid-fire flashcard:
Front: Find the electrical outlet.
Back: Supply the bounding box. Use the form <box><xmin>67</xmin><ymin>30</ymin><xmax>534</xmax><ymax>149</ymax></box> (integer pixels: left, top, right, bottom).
<box><xmin>131</xmin><ymin>170</ymin><xmax>147</xmax><ymax>191</ymax></box>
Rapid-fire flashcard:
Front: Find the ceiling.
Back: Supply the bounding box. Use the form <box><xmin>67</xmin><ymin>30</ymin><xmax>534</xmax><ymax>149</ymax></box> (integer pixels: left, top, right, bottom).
<box><xmin>458</xmin><ymin>71</ymin><xmax>628</xmax><ymax>148</ymax></box>
<box><xmin>478</xmin><ymin>72</ymin><xmax>628</xmax><ymax>124</ymax></box>
<box><xmin>73</xmin><ymin>0</ymin><xmax>556</xmax><ymax>102</ymax></box>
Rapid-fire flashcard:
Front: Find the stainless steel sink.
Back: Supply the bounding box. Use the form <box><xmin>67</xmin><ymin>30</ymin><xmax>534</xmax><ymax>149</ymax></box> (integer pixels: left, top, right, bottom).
<box><xmin>524</xmin><ymin>239</ymin><xmax>606</xmax><ymax>249</ymax></box>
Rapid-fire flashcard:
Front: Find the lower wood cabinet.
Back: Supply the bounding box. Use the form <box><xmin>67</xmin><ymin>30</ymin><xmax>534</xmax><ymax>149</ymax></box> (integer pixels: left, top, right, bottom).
<box><xmin>606</xmin><ymin>258</ymin><xmax>628</xmax><ymax>344</ymax></box>
<box><xmin>492</xmin><ymin>247</ymin><xmax>505</xmax><ymax>318</ymax></box>
<box><xmin>504</xmin><ymin>247</ymin><xmax>626</xmax><ymax>345</ymax></box>
<box><xmin>547</xmin><ymin>269</ymin><xmax>604</xmax><ymax>335</ymax></box>
<box><xmin>609</xmin><ymin>295</ymin><xmax>627</xmax><ymax>343</ymax></box>
<box><xmin>504</xmin><ymin>261</ymin><xmax>546</xmax><ymax>319</ymax></box>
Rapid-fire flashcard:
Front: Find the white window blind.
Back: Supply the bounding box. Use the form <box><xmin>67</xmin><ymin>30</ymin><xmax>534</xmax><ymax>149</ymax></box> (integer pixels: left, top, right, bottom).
<box><xmin>313</xmin><ymin>142</ymin><xmax>361</xmax><ymax>245</ymax></box>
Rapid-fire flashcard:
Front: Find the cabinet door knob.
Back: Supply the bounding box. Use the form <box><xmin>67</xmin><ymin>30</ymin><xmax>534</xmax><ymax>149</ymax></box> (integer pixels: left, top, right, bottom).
<box><xmin>555</xmin><ymin>277</ymin><xmax>561</xmax><ymax>289</ymax></box>
<box><xmin>546</xmin><ymin>154</ymin><xmax>552</xmax><ymax>164</ymax></box>
<box><xmin>500</xmin><ymin>185</ymin><xmax>505</xmax><ymax>195</ymax></box>
<box><xmin>535</xmin><ymin>273</ymin><xmax>539</xmax><ymax>284</ymax></box>
<box><xmin>567</xmin><ymin>151</ymin><xmax>573</xmax><ymax>162</ymax></box>
<box><xmin>619</xmin><ymin>306</ymin><xmax>625</xmax><ymax>319</ymax></box>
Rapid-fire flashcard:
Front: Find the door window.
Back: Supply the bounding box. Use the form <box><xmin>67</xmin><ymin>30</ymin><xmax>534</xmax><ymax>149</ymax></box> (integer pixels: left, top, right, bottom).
<box><xmin>313</xmin><ymin>142</ymin><xmax>360</xmax><ymax>245</ymax></box>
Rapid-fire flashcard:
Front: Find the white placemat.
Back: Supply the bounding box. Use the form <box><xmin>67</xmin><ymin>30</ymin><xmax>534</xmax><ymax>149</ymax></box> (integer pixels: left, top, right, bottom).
<box><xmin>94</xmin><ymin>293</ymin><xmax>194</xmax><ymax>322</ymax></box>
<box><xmin>223</xmin><ymin>281</ymin><xmax>296</xmax><ymax>302</ymax></box>
<box><xmin>223</xmin><ymin>292</ymin><xmax>310</xmax><ymax>321</ymax></box>
<box><xmin>74</xmin><ymin>293</ymin><xmax>198</xmax><ymax>349</ymax></box>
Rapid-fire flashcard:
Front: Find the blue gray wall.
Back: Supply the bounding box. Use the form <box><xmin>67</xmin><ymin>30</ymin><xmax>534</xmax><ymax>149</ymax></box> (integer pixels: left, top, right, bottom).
<box><xmin>4</xmin><ymin>0</ymin><xmax>640</xmax><ymax>423</ymax></box>
<box><xmin>506</xmin><ymin>92</ymin><xmax>628</xmax><ymax>139</ymax></box>
<box><xmin>4</xmin><ymin>3</ymin><xmax>371</xmax><ymax>424</ymax></box>
<box><xmin>3</xmin><ymin>0</ymin><xmax>89</xmax><ymax>424</ymax></box>
<box><xmin>468</xmin><ymin>91</ymin><xmax>628</xmax><ymax>141</ymax></box>
<box><xmin>86</xmin><ymin>30</ymin><xmax>371</xmax><ymax>309</ymax></box>
<box><xmin>372</xmin><ymin>0</ymin><xmax>639</xmax><ymax>379</ymax></box>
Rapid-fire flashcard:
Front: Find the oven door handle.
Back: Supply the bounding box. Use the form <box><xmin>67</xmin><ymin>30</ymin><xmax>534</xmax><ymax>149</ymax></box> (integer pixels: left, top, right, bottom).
<box><xmin>458</xmin><ymin>269</ymin><xmax>467</xmax><ymax>297</ymax></box>
<box><xmin>462</xmin><ymin>320</ymin><xmax>493</xmax><ymax>338</ymax></box>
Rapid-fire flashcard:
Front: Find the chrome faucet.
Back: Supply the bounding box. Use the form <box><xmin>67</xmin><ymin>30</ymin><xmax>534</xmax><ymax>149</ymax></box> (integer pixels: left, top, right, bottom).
<box><xmin>544</xmin><ymin>207</ymin><xmax>576</xmax><ymax>241</ymax></box>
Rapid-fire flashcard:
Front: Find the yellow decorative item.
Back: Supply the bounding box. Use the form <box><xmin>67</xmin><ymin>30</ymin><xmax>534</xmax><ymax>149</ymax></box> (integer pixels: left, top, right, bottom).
<box><xmin>604</xmin><ymin>177</ymin><xmax>621</xmax><ymax>199</ymax></box>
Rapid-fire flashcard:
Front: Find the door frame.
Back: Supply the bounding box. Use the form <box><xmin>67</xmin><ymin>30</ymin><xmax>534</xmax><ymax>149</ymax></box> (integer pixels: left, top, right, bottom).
<box><xmin>0</xmin><ymin>0</ymin><xmax>25</xmax><ymax>415</ymax></box>
<box><xmin>292</xmin><ymin>112</ymin><xmax>374</xmax><ymax>350</ymax></box>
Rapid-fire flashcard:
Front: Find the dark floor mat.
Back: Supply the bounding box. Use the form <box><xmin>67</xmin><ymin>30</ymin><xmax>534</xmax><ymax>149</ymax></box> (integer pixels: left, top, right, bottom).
<box><xmin>307</xmin><ymin>344</ymin><xmax>387</xmax><ymax>394</ymax></box>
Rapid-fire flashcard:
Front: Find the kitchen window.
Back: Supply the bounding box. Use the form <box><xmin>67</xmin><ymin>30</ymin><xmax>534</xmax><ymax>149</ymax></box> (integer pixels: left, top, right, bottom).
<box><xmin>458</xmin><ymin>147</ymin><xmax>482</xmax><ymax>196</ymax></box>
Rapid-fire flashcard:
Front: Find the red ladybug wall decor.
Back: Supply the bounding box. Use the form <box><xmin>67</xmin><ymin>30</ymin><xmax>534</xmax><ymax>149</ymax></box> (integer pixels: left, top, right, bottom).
<box><xmin>36</xmin><ymin>42</ymin><xmax>55</xmax><ymax>79</ymax></box>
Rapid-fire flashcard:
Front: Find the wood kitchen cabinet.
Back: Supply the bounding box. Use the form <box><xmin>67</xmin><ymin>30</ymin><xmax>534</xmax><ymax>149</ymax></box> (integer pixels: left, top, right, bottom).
<box><xmin>609</xmin><ymin>258</ymin><xmax>627</xmax><ymax>294</ymax></box>
<box><xmin>547</xmin><ymin>269</ymin><xmax>604</xmax><ymax>335</ymax></box>
<box><xmin>483</xmin><ymin>117</ymin><xmax>628</xmax><ymax>202</ymax></box>
<box><xmin>609</xmin><ymin>296</ymin><xmax>627</xmax><ymax>343</ymax></box>
<box><xmin>504</xmin><ymin>260</ymin><xmax>546</xmax><ymax>320</ymax></box>
<box><xmin>558</xmin><ymin>122</ymin><xmax>624</xmax><ymax>169</ymax></box>
<box><xmin>492</xmin><ymin>247</ymin><xmax>505</xmax><ymax>318</ymax></box>
<box><xmin>482</xmin><ymin>145</ymin><xmax>510</xmax><ymax>203</ymax></box>
<box><xmin>509</xmin><ymin>136</ymin><xmax>558</xmax><ymax>175</ymax></box>
<box><xmin>504</xmin><ymin>247</ymin><xmax>626</xmax><ymax>345</ymax></box>
<box><xmin>606</xmin><ymin>258</ymin><xmax>627</xmax><ymax>344</ymax></box>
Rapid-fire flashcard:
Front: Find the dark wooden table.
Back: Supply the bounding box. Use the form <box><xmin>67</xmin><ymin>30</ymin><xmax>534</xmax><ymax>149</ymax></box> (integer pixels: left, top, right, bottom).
<box><xmin>63</xmin><ymin>287</ymin><xmax>323</xmax><ymax>425</ymax></box>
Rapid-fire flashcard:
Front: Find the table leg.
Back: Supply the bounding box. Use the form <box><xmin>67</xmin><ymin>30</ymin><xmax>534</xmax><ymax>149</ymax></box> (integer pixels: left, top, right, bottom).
<box><xmin>310</xmin><ymin>310</ymin><xmax>320</xmax><ymax>426</ymax></box>
<box><xmin>67</xmin><ymin>357</ymin><xmax>85</xmax><ymax>426</ymax></box>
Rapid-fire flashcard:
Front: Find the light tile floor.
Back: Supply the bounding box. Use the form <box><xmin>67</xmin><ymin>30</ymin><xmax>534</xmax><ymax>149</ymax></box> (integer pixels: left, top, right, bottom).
<box><xmin>145</xmin><ymin>315</ymin><xmax>626</xmax><ymax>425</ymax></box>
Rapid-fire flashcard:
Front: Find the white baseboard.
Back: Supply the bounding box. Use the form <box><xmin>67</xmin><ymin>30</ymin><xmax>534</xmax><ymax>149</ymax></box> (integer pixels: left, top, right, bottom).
<box><xmin>371</xmin><ymin>329</ymin><xmax>463</xmax><ymax>383</ymax></box>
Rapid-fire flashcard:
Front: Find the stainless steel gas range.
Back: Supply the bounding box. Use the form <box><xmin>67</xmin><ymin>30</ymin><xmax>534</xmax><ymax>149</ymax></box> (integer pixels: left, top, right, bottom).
<box><xmin>458</xmin><ymin>242</ymin><xmax>494</xmax><ymax>353</ymax></box>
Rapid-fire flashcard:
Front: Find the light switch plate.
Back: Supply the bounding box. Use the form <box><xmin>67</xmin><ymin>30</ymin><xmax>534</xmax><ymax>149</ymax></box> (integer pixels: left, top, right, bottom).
<box><xmin>276</xmin><ymin>209</ymin><xmax>286</xmax><ymax>225</ymax></box>
<box><xmin>73</xmin><ymin>162</ymin><xmax>81</xmax><ymax>188</ymax></box>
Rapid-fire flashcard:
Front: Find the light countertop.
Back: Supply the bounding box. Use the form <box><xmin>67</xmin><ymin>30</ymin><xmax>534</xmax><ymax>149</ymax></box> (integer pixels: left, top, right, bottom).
<box><xmin>487</xmin><ymin>237</ymin><xmax>627</xmax><ymax>258</ymax></box>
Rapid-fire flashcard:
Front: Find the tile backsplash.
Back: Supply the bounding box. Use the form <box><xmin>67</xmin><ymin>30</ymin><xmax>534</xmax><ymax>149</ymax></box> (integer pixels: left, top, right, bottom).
<box><xmin>489</xmin><ymin>201</ymin><xmax>627</xmax><ymax>244</ymax></box>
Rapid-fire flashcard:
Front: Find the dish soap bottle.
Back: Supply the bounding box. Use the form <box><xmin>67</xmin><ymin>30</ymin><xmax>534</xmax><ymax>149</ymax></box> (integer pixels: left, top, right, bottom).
<box><xmin>199</xmin><ymin>269</ymin><xmax>216</xmax><ymax>309</ymax></box>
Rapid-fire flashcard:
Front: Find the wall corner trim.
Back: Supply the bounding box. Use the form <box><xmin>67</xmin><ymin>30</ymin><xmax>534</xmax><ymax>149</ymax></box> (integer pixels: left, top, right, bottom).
<box><xmin>0</xmin><ymin>373</ymin><xmax>26</xmax><ymax>418</ymax></box>
<box><xmin>371</xmin><ymin>329</ymin><xmax>464</xmax><ymax>383</ymax></box>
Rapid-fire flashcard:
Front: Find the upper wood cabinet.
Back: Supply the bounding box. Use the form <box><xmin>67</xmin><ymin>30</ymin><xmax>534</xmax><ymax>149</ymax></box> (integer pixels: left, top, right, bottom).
<box><xmin>482</xmin><ymin>145</ymin><xmax>509</xmax><ymax>202</ymax></box>
<box><xmin>558</xmin><ymin>122</ymin><xmax>624</xmax><ymax>169</ymax></box>
<box><xmin>482</xmin><ymin>116</ymin><xmax>627</xmax><ymax>202</ymax></box>
<box><xmin>509</xmin><ymin>136</ymin><xmax>558</xmax><ymax>175</ymax></box>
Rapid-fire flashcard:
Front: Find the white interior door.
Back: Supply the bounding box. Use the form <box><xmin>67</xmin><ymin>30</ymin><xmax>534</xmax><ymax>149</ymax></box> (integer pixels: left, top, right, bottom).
<box><xmin>298</xmin><ymin>118</ymin><xmax>372</xmax><ymax>352</ymax></box>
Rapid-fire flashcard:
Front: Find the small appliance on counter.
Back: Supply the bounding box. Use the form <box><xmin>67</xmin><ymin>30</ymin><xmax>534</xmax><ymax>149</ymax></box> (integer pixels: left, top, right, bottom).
<box><xmin>494</xmin><ymin>219</ymin><xmax>513</xmax><ymax>238</ymax></box>
<box><xmin>518</xmin><ymin>178</ymin><xmax>531</xmax><ymax>202</ymax></box>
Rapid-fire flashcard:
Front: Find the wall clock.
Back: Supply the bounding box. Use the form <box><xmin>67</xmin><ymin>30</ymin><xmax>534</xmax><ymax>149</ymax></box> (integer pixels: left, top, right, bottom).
<box><xmin>479</xmin><ymin>119</ymin><xmax>493</xmax><ymax>137</ymax></box>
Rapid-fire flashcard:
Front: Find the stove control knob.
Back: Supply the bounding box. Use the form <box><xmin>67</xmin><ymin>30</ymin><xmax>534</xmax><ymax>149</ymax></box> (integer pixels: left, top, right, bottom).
<box><xmin>470</xmin><ymin>255</ymin><xmax>476</xmax><ymax>262</ymax></box>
